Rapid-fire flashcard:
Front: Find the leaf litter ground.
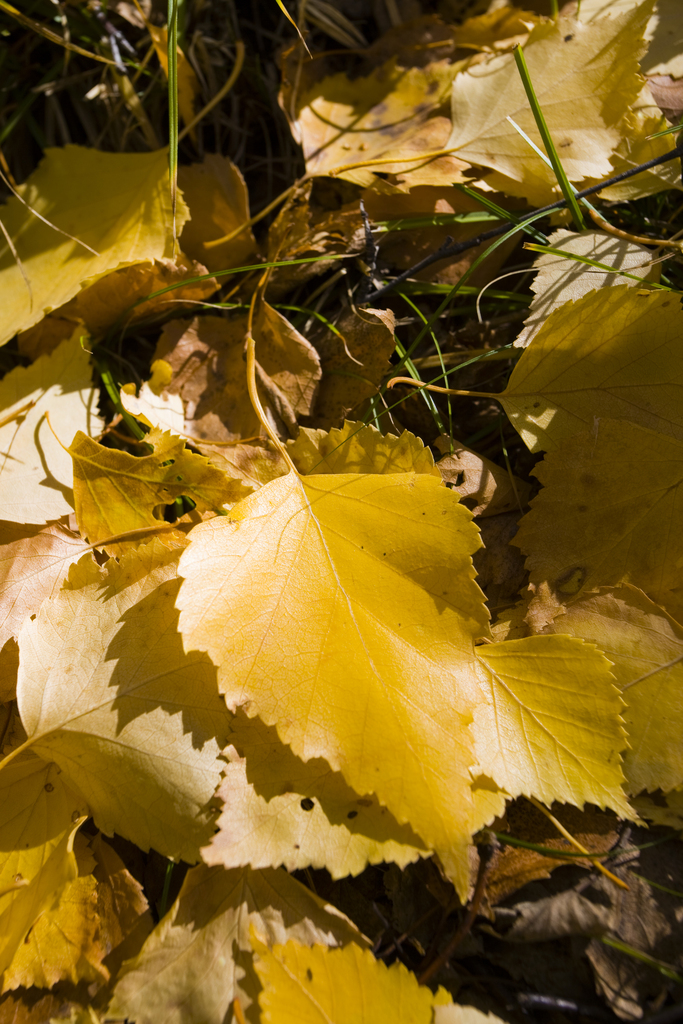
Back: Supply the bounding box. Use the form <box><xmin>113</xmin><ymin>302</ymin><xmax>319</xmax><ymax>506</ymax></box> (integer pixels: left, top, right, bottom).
<box><xmin>2</xmin><ymin>1</ymin><xmax>683</xmax><ymax>1022</ymax></box>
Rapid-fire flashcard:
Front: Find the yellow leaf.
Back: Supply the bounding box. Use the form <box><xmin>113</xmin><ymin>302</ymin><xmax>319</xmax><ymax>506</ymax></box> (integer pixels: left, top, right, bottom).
<box><xmin>178</xmin><ymin>452</ymin><xmax>490</xmax><ymax>896</ymax></box>
<box><xmin>515</xmin><ymin>229</ymin><xmax>659</xmax><ymax>349</ymax></box>
<box><xmin>0</xmin><ymin>519</ymin><xmax>84</xmax><ymax>650</ymax></box>
<box><xmin>500</xmin><ymin>287</ymin><xmax>683</xmax><ymax>453</ymax></box>
<box><xmin>120</xmin><ymin>381</ymin><xmax>185</xmax><ymax>436</ymax></box>
<box><xmin>3</xmin><ymin>832</ymin><xmax>151</xmax><ymax>990</ymax></box>
<box><xmin>0</xmin><ymin>751</ymin><xmax>87</xmax><ymax>978</ymax></box>
<box><xmin>0</xmin><ymin>146</ymin><xmax>188</xmax><ymax>345</ymax></box>
<box><xmin>195</xmin><ymin>441</ymin><xmax>288</xmax><ymax>494</ymax></box>
<box><xmin>0</xmin><ymin>333</ymin><xmax>103</xmax><ymax>524</ymax></box>
<box><xmin>108</xmin><ymin>864</ymin><xmax>366</xmax><ymax>1024</ymax></box>
<box><xmin>202</xmin><ymin>712</ymin><xmax>429</xmax><ymax>879</ymax></box>
<box><xmin>514</xmin><ymin>418</ymin><xmax>683</xmax><ymax>610</ymax></box>
<box><xmin>252</xmin><ymin>933</ymin><xmax>454</xmax><ymax>1024</ymax></box>
<box><xmin>540</xmin><ymin>586</ymin><xmax>683</xmax><ymax>795</ymax></box>
<box><xmin>69</xmin><ymin>429</ymin><xmax>240</xmax><ymax>554</ymax></box>
<box><xmin>473</xmin><ymin>635</ymin><xmax>631</xmax><ymax>815</ymax></box>
<box><xmin>16</xmin><ymin>539</ymin><xmax>231</xmax><ymax>861</ymax></box>
<box><xmin>288</xmin><ymin>421</ymin><xmax>440</xmax><ymax>476</ymax></box>
<box><xmin>579</xmin><ymin>0</ymin><xmax>683</xmax><ymax>79</ymax></box>
<box><xmin>634</xmin><ymin>788</ymin><xmax>683</xmax><ymax>829</ymax></box>
<box><xmin>178</xmin><ymin>156</ymin><xmax>257</xmax><ymax>273</ymax></box>
<box><xmin>448</xmin><ymin>6</ymin><xmax>651</xmax><ymax>204</ymax></box>
<box><xmin>596</xmin><ymin>102</ymin><xmax>682</xmax><ymax>202</ymax></box>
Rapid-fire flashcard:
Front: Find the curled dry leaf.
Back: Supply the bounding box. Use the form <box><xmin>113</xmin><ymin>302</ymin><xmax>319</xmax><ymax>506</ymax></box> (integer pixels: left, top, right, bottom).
<box><xmin>16</xmin><ymin>540</ymin><xmax>232</xmax><ymax>861</ymax></box>
<box><xmin>515</xmin><ymin>229</ymin><xmax>659</xmax><ymax>349</ymax></box>
<box><xmin>202</xmin><ymin>711</ymin><xmax>429</xmax><ymax>879</ymax></box>
<box><xmin>0</xmin><ymin>333</ymin><xmax>103</xmax><ymax>525</ymax></box>
<box><xmin>155</xmin><ymin>308</ymin><xmax>321</xmax><ymax>442</ymax></box>
<box><xmin>0</xmin><ymin>146</ymin><xmax>188</xmax><ymax>346</ymax></box>
<box><xmin>434</xmin><ymin>434</ymin><xmax>530</xmax><ymax>516</ymax></box>
<box><xmin>108</xmin><ymin>864</ymin><xmax>367</xmax><ymax>1024</ymax></box>
<box><xmin>178</xmin><ymin>155</ymin><xmax>257</xmax><ymax>273</ymax></box>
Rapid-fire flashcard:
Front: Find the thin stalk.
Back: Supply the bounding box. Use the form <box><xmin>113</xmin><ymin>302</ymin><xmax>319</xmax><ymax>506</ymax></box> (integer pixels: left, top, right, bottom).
<box><xmin>167</xmin><ymin>0</ymin><xmax>179</xmax><ymax>251</ymax></box>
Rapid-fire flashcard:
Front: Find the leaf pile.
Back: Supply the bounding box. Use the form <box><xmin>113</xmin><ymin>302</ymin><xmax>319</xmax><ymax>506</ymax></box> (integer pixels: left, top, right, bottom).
<box><xmin>1</xmin><ymin>0</ymin><xmax>683</xmax><ymax>1021</ymax></box>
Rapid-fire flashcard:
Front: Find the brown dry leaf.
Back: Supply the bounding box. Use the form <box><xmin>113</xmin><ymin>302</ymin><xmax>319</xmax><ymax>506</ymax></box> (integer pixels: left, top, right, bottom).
<box><xmin>108</xmin><ymin>864</ymin><xmax>367</xmax><ymax>1024</ymax></box>
<box><xmin>2</xmin><ymin>833</ymin><xmax>151</xmax><ymax>991</ymax></box>
<box><xmin>486</xmin><ymin>801</ymin><xmax>620</xmax><ymax>907</ymax></box>
<box><xmin>56</xmin><ymin>254</ymin><xmax>217</xmax><ymax>337</ymax></box>
<box><xmin>155</xmin><ymin>308</ymin><xmax>321</xmax><ymax>442</ymax></box>
<box><xmin>178</xmin><ymin>155</ymin><xmax>257</xmax><ymax>273</ymax></box>
<box><xmin>0</xmin><ymin>641</ymin><xmax>19</xmax><ymax>704</ymax></box>
<box><xmin>434</xmin><ymin>435</ymin><xmax>530</xmax><ymax>516</ymax></box>
<box><xmin>472</xmin><ymin>514</ymin><xmax>529</xmax><ymax>615</ymax></box>
<box><xmin>515</xmin><ymin>229</ymin><xmax>659</xmax><ymax>349</ymax></box>
<box><xmin>0</xmin><ymin>519</ymin><xmax>84</xmax><ymax>651</ymax></box>
<box><xmin>514</xmin><ymin>418</ymin><xmax>683</xmax><ymax>616</ymax></box>
<box><xmin>280</xmin><ymin>20</ymin><xmax>470</xmax><ymax>189</ymax></box>
<box><xmin>647</xmin><ymin>75</ymin><xmax>683</xmax><ymax>121</ymax></box>
<box><xmin>306</xmin><ymin>306</ymin><xmax>396</xmax><ymax>428</ymax></box>
<box><xmin>447</xmin><ymin>6</ymin><xmax>651</xmax><ymax>205</ymax></box>
<box><xmin>539</xmin><ymin>585</ymin><xmax>683</xmax><ymax>796</ymax></box>
<box><xmin>202</xmin><ymin>711</ymin><xmax>429</xmax><ymax>879</ymax></box>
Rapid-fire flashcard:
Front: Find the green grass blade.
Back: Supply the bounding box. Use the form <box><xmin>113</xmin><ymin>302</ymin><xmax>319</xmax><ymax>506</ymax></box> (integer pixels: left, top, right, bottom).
<box><xmin>513</xmin><ymin>45</ymin><xmax>585</xmax><ymax>231</ymax></box>
<box><xmin>456</xmin><ymin>184</ymin><xmax>548</xmax><ymax>243</ymax></box>
<box><xmin>167</xmin><ymin>0</ymin><xmax>179</xmax><ymax>252</ymax></box>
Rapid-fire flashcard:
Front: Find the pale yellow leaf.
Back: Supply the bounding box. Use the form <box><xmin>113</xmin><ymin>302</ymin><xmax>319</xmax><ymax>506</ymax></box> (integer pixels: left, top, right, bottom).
<box><xmin>120</xmin><ymin>381</ymin><xmax>185</xmax><ymax>435</ymax></box>
<box><xmin>0</xmin><ymin>146</ymin><xmax>188</xmax><ymax>345</ymax></box>
<box><xmin>0</xmin><ymin>333</ymin><xmax>103</xmax><ymax>524</ymax></box>
<box><xmin>579</xmin><ymin>0</ymin><xmax>683</xmax><ymax>78</ymax></box>
<box><xmin>288</xmin><ymin>421</ymin><xmax>440</xmax><ymax>477</ymax></box>
<box><xmin>448</xmin><ymin>7</ymin><xmax>651</xmax><ymax>204</ymax></box>
<box><xmin>515</xmin><ymin>230</ymin><xmax>659</xmax><ymax>349</ymax></box>
<box><xmin>252</xmin><ymin>933</ymin><xmax>454</xmax><ymax>1024</ymax></box>
<box><xmin>0</xmin><ymin>518</ymin><xmax>84</xmax><ymax>649</ymax></box>
<box><xmin>514</xmin><ymin>418</ymin><xmax>683</xmax><ymax>611</ymax></box>
<box><xmin>0</xmin><ymin>751</ymin><xmax>87</xmax><ymax>978</ymax></box>
<box><xmin>178</xmin><ymin>457</ymin><xmax>490</xmax><ymax>897</ymax></box>
<box><xmin>540</xmin><ymin>586</ymin><xmax>683</xmax><ymax>795</ymax></box>
<box><xmin>16</xmin><ymin>539</ymin><xmax>231</xmax><ymax>861</ymax></box>
<box><xmin>108</xmin><ymin>864</ymin><xmax>367</xmax><ymax>1024</ymax></box>
<box><xmin>500</xmin><ymin>286</ymin><xmax>683</xmax><ymax>453</ymax></box>
<box><xmin>473</xmin><ymin>635</ymin><xmax>630</xmax><ymax>815</ymax></box>
<box><xmin>202</xmin><ymin>712</ymin><xmax>429</xmax><ymax>879</ymax></box>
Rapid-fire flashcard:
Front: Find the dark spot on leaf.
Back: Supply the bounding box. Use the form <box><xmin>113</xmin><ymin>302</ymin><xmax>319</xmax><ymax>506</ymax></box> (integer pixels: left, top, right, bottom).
<box><xmin>577</xmin><ymin>504</ymin><xmax>587</xmax><ymax>513</ymax></box>
<box><xmin>533</xmin><ymin>401</ymin><xmax>541</xmax><ymax>409</ymax></box>
<box><xmin>44</xmin><ymin>783</ymin><xmax>54</xmax><ymax>792</ymax></box>
<box><xmin>306</xmin><ymin>969</ymin><xmax>313</xmax><ymax>981</ymax></box>
<box><xmin>564</xmin><ymin>33</ymin><xmax>573</xmax><ymax>41</ymax></box>
<box><xmin>300</xmin><ymin>797</ymin><xmax>315</xmax><ymax>811</ymax></box>
<box><xmin>294</xmin><ymin>844</ymin><xmax>300</xmax><ymax>849</ymax></box>
<box><xmin>347</xmin><ymin>810</ymin><xmax>358</xmax><ymax>819</ymax></box>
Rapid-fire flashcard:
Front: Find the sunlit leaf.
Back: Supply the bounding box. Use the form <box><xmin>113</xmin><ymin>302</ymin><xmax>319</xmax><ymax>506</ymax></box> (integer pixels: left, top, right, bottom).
<box><xmin>178</xmin><ymin>155</ymin><xmax>257</xmax><ymax>273</ymax></box>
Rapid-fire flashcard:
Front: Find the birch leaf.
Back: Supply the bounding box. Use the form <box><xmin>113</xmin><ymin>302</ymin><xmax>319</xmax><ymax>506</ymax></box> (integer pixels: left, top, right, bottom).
<box><xmin>0</xmin><ymin>334</ymin><xmax>102</xmax><ymax>525</ymax></box>
<box><xmin>252</xmin><ymin>934</ymin><xmax>454</xmax><ymax>1024</ymax></box>
<box><xmin>500</xmin><ymin>287</ymin><xmax>683</xmax><ymax>453</ymax></box>
<box><xmin>447</xmin><ymin>6</ymin><xmax>651</xmax><ymax>204</ymax></box>
<box><xmin>108</xmin><ymin>864</ymin><xmax>366</xmax><ymax>1024</ymax></box>
<box><xmin>288</xmin><ymin>421</ymin><xmax>440</xmax><ymax>476</ymax></box>
<box><xmin>202</xmin><ymin>712</ymin><xmax>429</xmax><ymax>879</ymax></box>
<box><xmin>178</xmin><ymin>155</ymin><xmax>257</xmax><ymax>273</ymax></box>
<box><xmin>178</xmin><ymin>447</ymin><xmax>490</xmax><ymax>897</ymax></box>
<box><xmin>69</xmin><ymin>429</ymin><xmax>239</xmax><ymax>553</ymax></box>
<box><xmin>0</xmin><ymin>146</ymin><xmax>188</xmax><ymax>345</ymax></box>
<box><xmin>473</xmin><ymin>635</ymin><xmax>631</xmax><ymax>815</ymax></box>
<box><xmin>16</xmin><ymin>540</ymin><xmax>231</xmax><ymax>861</ymax></box>
<box><xmin>514</xmin><ymin>419</ymin><xmax>683</xmax><ymax>610</ymax></box>
<box><xmin>0</xmin><ymin>752</ymin><xmax>87</xmax><ymax>978</ymax></box>
<box><xmin>540</xmin><ymin>586</ymin><xmax>683</xmax><ymax>795</ymax></box>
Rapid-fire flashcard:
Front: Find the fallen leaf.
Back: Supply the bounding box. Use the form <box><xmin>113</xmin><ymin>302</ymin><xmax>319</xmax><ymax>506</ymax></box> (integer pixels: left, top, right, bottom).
<box><xmin>434</xmin><ymin>435</ymin><xmax>530</xmax><ymax>516</ymax></box>
<box><xmin>120</xmin><ymin>380</ymin><xmax>185</xmax><ymax>436</ymax></box>
<box><xmin>500</xmin><ymin>286</ymin><xmax>683</xmax><ymax>453</ymax></box>
<box><xmin>252</xmin><ymin>932</ymin><xmax>455</xmax><ymax>1023</ymax></box>
<box><xmin>473</xmin><ymin>634</ymin><xmax>631</xmax><ymax>815</ymax></box>
<box><xmin>579</xmin><ymin>0</ymin><xmax>683</xmax><ymax>78</ymax></box>
<box><xmin>194</xmin><ymin>441</ymin><xmax>288</xmax><ymax>493</ymax></box>
<box><xmin>514</xmin><ymin>418</ymin><xmax>683</xmax><ymax>613</ymax></box>
<box><xmin>539</xmin><ymin>586</ymin><xmax>683</xmax><ymax>795</ymax></box>
<box><xmin>597</xmin><ymin>100</ymin><xmax>682</xmax><ymax>202</ymax></box>
<box><xmin>178</xmin><ymin>155</ymin><xmax>257</xmax><ymax>273</ymax></box>
<box><xmin>306</xmin><ymin>307</ymin><xmax>396</xmax><ymax>429</ymax></box>
<box><xmin>108</xmin><ymin>864</ymin><xmax>367</xmax><ymax>1024</ymax></box>
<box><xmin>447</xmin><ymin>6</ymin><xmax>651</xmax><ymax>204</ymax></box>
<box><xmin>471</xmin><ymin>514</ymin><xmax>529</xmax><ymax>614</ymax></box>
<box><xmin>146</xmin><ymin>23</ymin><xmax>200</xmax><ymax>133</ymax></box>
<box><xmin>0</xmin><ymin>751</ymin><xmax>87</xmax><ymax>978</ymax></box>
<box><xmin>0</xmin><ymin>519</ymin><xmax>84</xmax><ymax>650</ymax></box>
<box><xmin>202</xmin><ymin>711</ymin><xmax>429</xmax><ymax>879</ymax></box>
<box><xmin>288</xmin><ymin>421</ymin><xmax>440</xmax><ymax>476</ymax></box>
<box><xmin>514</xmin><ymin>229</ymin><xmax>659</xmax><ymax>349</ymax></box>
<box><xmin>69</xmin><ymin>428</ymin><xmax>239</xmax><ymax>554</ymax></box>
<box><xmin>155</xmin><ymin>307</ymin><xmax>321</xmax><ymax>442</ymax></box>
<box><xmin>634</xmin><ymin>789</ymin><xmax>683</xmax><ymax>829</ymax></box>
<box><xmin>0</xmin><ymin>333</ymin><xmax>103</xmax><ymax>525</ymax></box>
<box><xmin>16</xmin><ymin>539</ymin><xmax>231</xmax><ymax>861</ymax></box>
<box><xmin>56</xmin><ymin>254</ymin><xmax>217</xmax><ymax>337</ymax></box>
<box><xmin>178</xmin><ymin>443</ymin><xmax>490</xmax><ymax>896</ymax></box>
<box><xmin>0</xmin><ymin>146</ymin><xmax>188</xmax><ymax>345</ymax></box>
